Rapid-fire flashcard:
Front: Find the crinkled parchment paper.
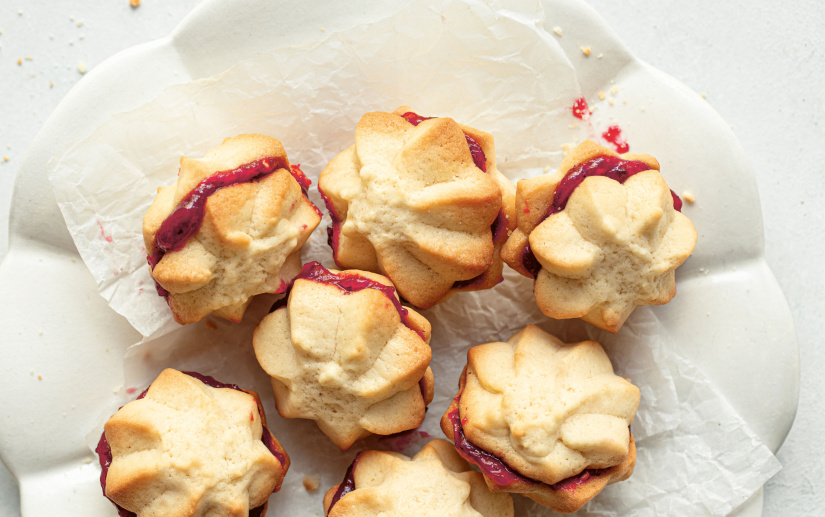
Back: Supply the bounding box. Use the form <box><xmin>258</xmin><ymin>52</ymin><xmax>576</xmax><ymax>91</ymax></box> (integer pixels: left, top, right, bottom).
<box><xmin>60</xmin><ymin>0</ymin><xmax>779</xmax><ymax>515</ymax></box>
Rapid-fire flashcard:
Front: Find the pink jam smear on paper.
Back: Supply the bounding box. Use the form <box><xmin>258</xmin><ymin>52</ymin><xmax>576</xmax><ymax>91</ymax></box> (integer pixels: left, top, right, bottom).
<box><xmin>601</xmin><ymin>125</ymin><xmax>630</xmax><ymax>153</ymax></box>
<box><xmin>95</xmin><ymin>371</ymin><xmax>284</xmax><ymax>517</ymax></box>
<box><xmin>571</xmin><ymin>97</ymin><xmax>590</xmax><ymax>120</ymax></box>
<box><xmin>519</xmin><ymin>155</ymin><xmax>683</xmax><ymax>277</ymax></box>
<box><xmin>148</xmin><ymin>157</ymin><xmax>319</xmax><ymax>297</ymax></box>
<box><xmin>268</xmin><ymin>261</ymin><xmax>426</xmax><ymax>340</ymax></box>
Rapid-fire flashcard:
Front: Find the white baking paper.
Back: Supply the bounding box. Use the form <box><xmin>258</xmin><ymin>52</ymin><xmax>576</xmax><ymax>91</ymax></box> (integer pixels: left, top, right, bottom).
<box><xmin>60</xmin><ymin>0</ymin><xmax>780</xmax><ymax>515</ymax></box>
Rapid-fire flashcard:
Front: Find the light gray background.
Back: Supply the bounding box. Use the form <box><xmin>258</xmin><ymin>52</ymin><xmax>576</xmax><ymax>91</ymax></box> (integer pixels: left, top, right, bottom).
<box><xmin>0</xmin><ymin>0</ymin><xmax>821</xmax><ymax>515</ymax></box>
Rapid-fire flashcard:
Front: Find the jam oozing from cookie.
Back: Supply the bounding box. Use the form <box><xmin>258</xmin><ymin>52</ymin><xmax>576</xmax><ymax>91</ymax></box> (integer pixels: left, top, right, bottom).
<box><xmin>400</xmin><ymin>111</ymin><xmax>487</xmax><ymax>172</ymax></box>
<box><xmin>518</xmin><ymin>155</ymin><xmax>684</xmax><ymax>277</ymax></box>
<box><xmin>96</xmin><ymin>371</ymin><xmax>285</xmax><ymax>517</ymax></box>
<box><xmin>148</xmin><ymin>157</ymin><xmax>320</xmax><ymax>296</ymax></box>
<box><xmin>268</xmin><ymin>261</ymin><xmax>426</xmax><ymax>340</ymax></box>
<box><xmin>447</xmin><ymin>394</ymin><xmax>608</xmax><ymax>491</ymax></box>
<box><xmin>327</xmin><ymin>451</ymin><xmax>364</xmax><ymax>514</ymax></box>
<box><xmin>445</xmin><ymin>395</ymin><xmax>539</xmax><ymax>487</ymax></box>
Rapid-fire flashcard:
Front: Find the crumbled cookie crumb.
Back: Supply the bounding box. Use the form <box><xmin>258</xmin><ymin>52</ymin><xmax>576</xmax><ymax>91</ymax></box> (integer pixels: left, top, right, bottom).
<box><xmin>50</xmin><ymin>81</ymin><xmax>54</xmax><ymax>88</ymax></box>
<box><xmin>608</xmin><ymin>99</ymin><xmax>615</xmax><ymax>106</ymax></box>
<box><xmin>25</xmin><ymin>55</ymin><xmax>33</xmax><ymax>61</ymax></box>
<box><xmin>597</xmin><ymin>53</ymin><xmax>603</xmax><ymax>59</ymax></box>
<box><xmin>320</xmin><ymin>27</ymin><xmax>325</xmax><ymax>32</ymax></box>
<box><xmin>303</xmin><ymin>475</ymin><xmax>320</xmax><ymax>492</ymax></box>
<box><xmin>2</xmin><ymin>156</ymin><xmax>9</xmax><ymax>162</ymax></box>
<box><xmin>130</xmin><ymin>0</ymin><xmax>141</xmax><ymax>7</ymax></box>
<box><xmin>77</xmin><ymin>61</ymin><xmax>87</xmax><ymax>74</ymax></box>
<box><xmin>37</xmin><ymin>375</ymin><xmax>43</xmax><ymax>380</ymax></box>
<box><xmin>610</xmin><ymin>85</ymin><xmax>618</xmax><ymax>96</ymax></box>
<box><xmin>580</xmin><ymin>46</ymin><xmax>591</xmax><ymax>56</ymax></box>
<box><xmin>598</xmin><ymin>91</ymin><xmax>606</xmax><ymax>100</ymax></box>
<box><xmin>17</xmin><ymin>58</ymin><xmax>22</xmax><ymax>66</ymax></box>
<box><xmin>682</xmin><ymin>190</ymin><xmax>695</xmax><ymax>204</ymax></box>
<box><xmin>552</xmin><ymin>26</ymin><xmax>563</xmax><ymax>37</ymax></box>
<box><xmin>701</xmin><ymin>92</ymin><xmax>707</xmax><ymax>99</ymax></box>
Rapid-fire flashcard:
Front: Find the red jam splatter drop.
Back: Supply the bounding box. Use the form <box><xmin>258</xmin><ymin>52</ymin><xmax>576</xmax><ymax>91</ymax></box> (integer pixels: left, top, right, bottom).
<box><xmin>269</xmin><ymin>262</ymin><xmax>426</xmax><ymax>340</ymax></box>
<box><xmin>519</xmin><ymin>155</ymin><xmax>683</xmax><ymax>276</ymax></box>
<box><xmin>571</xmin><ymin>97</ymin><xmax>590</xmax><ymax>120</ymax></box>
<box><xmin>601</xmin><ymin>125</ymin><xmax>629</xmax><ymax>153</ymax></box>
<box><xmin>96</xmin><ymin>371</ymin><xmax>284</xmax><ymax>517</ymax></box>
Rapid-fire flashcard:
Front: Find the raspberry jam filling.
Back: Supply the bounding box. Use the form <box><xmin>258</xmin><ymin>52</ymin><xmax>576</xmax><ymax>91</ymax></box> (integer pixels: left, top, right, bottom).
<box><xmin>96</xmin><ymin>371</ymin><xmax>284</xmax><ymax>517</ymax></box>
<box><xmin>268</xmin><ymin>261</ymin><xmax>426</xmax><ymax>340</ymax></box>
<box><xmin>148</xmin><ymin>157</ymin><xmax>319</xmax><ymax>297</ymax></box>
<box><xmin>519</xmin><ymin>154</ymin><xmax>684</xmax><ymax>278</ymax></box>
<box><xmin>400</xmin><ymin>111</ymin><xmax>487</xmax><ymax>172</ymax></box>
<box><xmin>446</xmin><ymin>395</ymin><xmax>606</xmax><ymax>491</ymax></box>
<box><xmin>327</xmin><ymin>451</ymin><xmax>364</xmax><ymax>514</ymax></box>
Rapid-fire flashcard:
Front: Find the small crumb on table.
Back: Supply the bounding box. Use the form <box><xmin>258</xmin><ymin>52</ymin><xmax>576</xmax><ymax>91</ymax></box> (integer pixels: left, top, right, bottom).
<box><xmin>303</xmin><ymin>475</ymin><xmax>320</xmax><ymax>492</ymax></box>
<box><xmin>78</xmin><ymin>61</ymin><xmax>87</xmax><ymax>74</ymax></box>
<box><xmin>552</xmin><ymin>26</ymin><xmax>563</xmax><ymax>37</ymax></box>
<box><xmin>129</xmin><ymin>0</ymin><xmax>141</xmax><ymax>7</ymax></box>
<box><xmin>682</xmin><ymin>190</ymin><xmax>695</xmax><ymax>204</ymax></box>
<box><xmin>580</xmin><ymin>46</ymin><xmax>591</xmax><ymax>56</ymax></box>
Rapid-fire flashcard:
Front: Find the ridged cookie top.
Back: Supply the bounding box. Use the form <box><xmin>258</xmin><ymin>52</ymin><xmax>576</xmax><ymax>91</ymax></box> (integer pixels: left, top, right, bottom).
<box><xmin>101</xmin><ymin>369</ymin><xmax>288</xmax><ymax>517</ymax></box>
<box><xmin>323</xmin><ymin>439</ymin><xmax>514</xmax><ymax>517</ymax></box>
<box><xmin>318</xmin><ymin>107</ymin><xmax>515</xmax><ymax>309</ymax></box>
<box><xmin>253</xmin><ymin>264</ymin><xmax>434</xmax><ymax>450</ymax></box>
<box><xmin>501</xmin><ymin>140</ymin><xmax>697</xmax><ymax>332</ymax></box>
<box><xmin>458</xmin><ymin>325</ymin><xmax>639</xmax><ymax>486</ymax></box>
<box><xmin>143</xmin><ymin>134</ymin><xmax>320</xmax><ymax>325</ymax></box>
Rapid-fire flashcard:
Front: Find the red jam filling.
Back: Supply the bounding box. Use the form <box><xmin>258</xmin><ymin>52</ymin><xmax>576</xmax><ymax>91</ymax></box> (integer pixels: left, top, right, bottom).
<box><xmin>446</xmin><ymin>394</ymin><xmax>606</xmax><ymax>491</ymax></box>
<box><xmin>400</xmin><ymin>111</ymin><xmax>487</xmax><ymax>172</ymax></box>
<box><xmin>327</xmin><ymin>451</ymin><xmax>363</xmax><ymax>514</ymax></box>
<box><xmin>268</xmin><ymin>261</ymin><xmax>426</xmax><ymax>340</ymax></box>
<box><xmin>148</xmin><ymin>158</ymin><xmax>319</xmax><ymax>297</ymax></box>
<box><xmin>519</xmin><ymin>155</ymin><xmax>683</xmax><ymax>278</ymax></box>
<box><xmin>95</xmin><ymin>371</ymin><xmax>284</xmax><ymax>517</ymax></box>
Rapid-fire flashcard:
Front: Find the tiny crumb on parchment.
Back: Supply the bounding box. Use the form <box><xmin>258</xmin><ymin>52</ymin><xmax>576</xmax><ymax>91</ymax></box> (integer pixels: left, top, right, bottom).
<box><xmin>598</xmin><ymin>91</ymin><xmax>606</xmax><ymax>100</ymax></box>
<box><xmin>17</xmin><ymin>58</ymin><xmax>22</xmax><ymax>66</ymax></box>
<box><xmin>78</xmin><ymin>61</ymin><xmax>87</xmax><ymax>74</ymax></box>
<box><xmin>610</xmin><ymin>85</ymin><xmax>618</xmax><ymax>95</ymax></box>
<box><xmin>552</xmin><ymin>26</ymin><xmax>563</xmax><ymax>37</ymax></box>
<box><xmin>580</xmin><ymin>46</ymin><xmax>591</xmax><ymax>56</ymax></box>
<box><xmin>303</xmin><ymin>475</ymin><xmax>320</xmax><ymax>492</ymax></box>
<box><xmin>682</xmin><ymin>191</ymin><xmax>696</xmax><ymax>204</ymax></box>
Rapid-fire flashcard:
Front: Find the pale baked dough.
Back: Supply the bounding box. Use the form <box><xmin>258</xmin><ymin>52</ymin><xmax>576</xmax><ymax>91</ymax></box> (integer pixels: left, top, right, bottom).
<box><xmin>323</xmin><ymin>439</ymin><xmax>514</xmax><ymax>517</ymax></box>
<box><xmin>253</xmin><ymin>267</ymin><xmax>434</xmax><ymax>450</ymax></box>
<box><xmin>441</xmin><ymin>325</ymin><xmax>639</xmax><ymax>513</ymax></box>
<box><xmin>501</xmin><ymin>140</ymin><xmax>697</xmax><ymax>332</ymax></box>
<box><xmin>318</xmin><ymin>107</ymin><xmax>515</xmax><ymax>309</ymax></box>
<box><xmin>103</xmin><ymin>369</ymin><xmax>289</xmax><ymax>517</ymax></box>
<box><xmin>143</xmin><ymin>134</ymin><xmax>320</xmax><ymax>324</ymax></box>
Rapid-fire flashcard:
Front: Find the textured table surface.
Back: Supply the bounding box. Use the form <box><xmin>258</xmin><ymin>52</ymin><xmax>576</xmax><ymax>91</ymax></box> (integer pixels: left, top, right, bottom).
<box><xmin>0</xmin><ymin>1</ymin><xmax>822</xmax><ymax>515</ymax></box>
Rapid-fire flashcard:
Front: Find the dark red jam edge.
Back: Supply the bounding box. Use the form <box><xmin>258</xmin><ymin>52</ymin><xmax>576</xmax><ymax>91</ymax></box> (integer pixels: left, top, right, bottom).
<box><xmin>147</xmin><ymin>158</ymin><xmax>320</xmax><ymax>298</ymax></box>
<box><xmin>446</xmin><ymin>394</ymin><xmax>608</xmax><ymax>491</ymax></box>
<box><xmin>327</xmin><ymin>451</ymin><xmax>364</xmax><ymax>514</ymax></box>
<box><xmin>96</xmin><ymin>371</ymin><xmax>284</xmax><ymax>517</ymax></box>
<box><xmin>399</xmin><ymin>112</ymin><xmax>487</xmax><ymax>172</ymax></box>
<box><xmin>268</xmin><ymin>261</ymin><xmax>426</xmax><ymax>341</ymax></box>
<box><xmin>518</xmin><ymin>154</ymin><xmax>683</xmax><ymax>278</ymax></box>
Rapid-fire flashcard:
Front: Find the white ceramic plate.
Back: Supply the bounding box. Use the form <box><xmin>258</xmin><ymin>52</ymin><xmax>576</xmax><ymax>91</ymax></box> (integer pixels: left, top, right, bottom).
<box><xmin>0</xmin><ymin>0</ymin><xmax>798</xmax><ymax>516</ymax></box>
